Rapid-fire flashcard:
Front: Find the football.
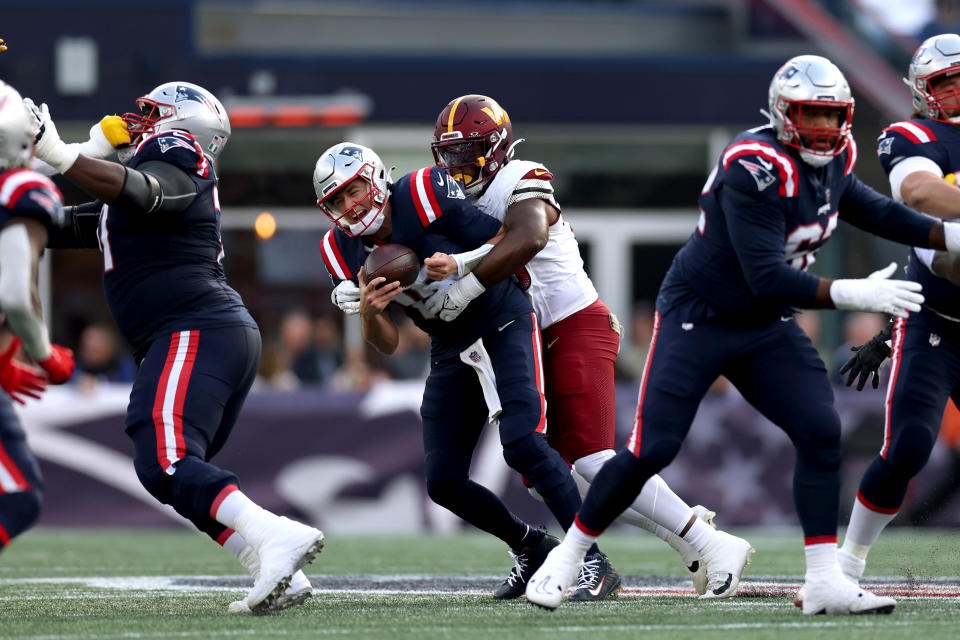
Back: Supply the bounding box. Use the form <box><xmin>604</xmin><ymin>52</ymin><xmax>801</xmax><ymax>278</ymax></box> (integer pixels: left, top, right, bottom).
<box><xmin>363</xmin><ymin>243</ymin><xmax>421</xmax><ymax>287</ymax></box>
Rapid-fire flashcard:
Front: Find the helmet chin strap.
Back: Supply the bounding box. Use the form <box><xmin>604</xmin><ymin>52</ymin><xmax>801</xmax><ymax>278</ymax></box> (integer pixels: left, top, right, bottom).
<box><xmin>505</xmin><ymin>138</ymin><xmax>524</xmax><ymax>161</ymax></box>
<box><xmin>799</xmin><ymin>149</ymin><xmax>833</xmax><ymax>168</ymax></box>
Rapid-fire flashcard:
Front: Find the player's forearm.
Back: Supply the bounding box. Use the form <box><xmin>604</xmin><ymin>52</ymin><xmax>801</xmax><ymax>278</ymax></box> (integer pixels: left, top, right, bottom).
<box><xmin>0</xmin><ymin>224</ymin><xmax>52</xmax><ymax>361</ymax></box>
<box><xmin>903</xmin><ymin>178</ymin><xmax>960</xmax><ymax>219</ymax></box>
<box><xmin>361</xmin><ymin>312</ymin><xmax>399</xmax><ymax>355</ymax></box>
<box><xmin>471</xmin><ymin>202</ymin><xmax>548</xmax><ymax>286</ymax></box>
<box><xmin>63</xmin><ymin>155</ymin><xmax>125</xmax><ymax>203</ymax></box>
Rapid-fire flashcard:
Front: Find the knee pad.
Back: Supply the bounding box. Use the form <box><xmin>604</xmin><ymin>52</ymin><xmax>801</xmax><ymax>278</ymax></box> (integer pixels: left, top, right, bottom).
<box><xmin>573</xmin><ymin>449</ymin><xmax>616</xmax><ymax>484</ymax></box>
<box><xmin>502</xmin><ymin>432</ymin><xmax>570</xmax><ymax>494</ymax></box>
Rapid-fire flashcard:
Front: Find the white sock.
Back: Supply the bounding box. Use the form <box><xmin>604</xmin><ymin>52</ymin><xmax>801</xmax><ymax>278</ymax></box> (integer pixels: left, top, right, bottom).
<box><xmin>843</xmin><ymin>494</ymin><xmax>897</xmax><ymax>553</ymax></box>
<box><xmin>804</xmin><ymin>541</ymin><xmax>838</xmax><ymax>581</ymax></box>
<box><xmin>616</xmin><ymin>507</ymin><xmax>699</xmax><ymax>565</ymax></box>
<box><xmin>574</xmin><ymin>453</ymin><xmax>696</xmax><ymax>545</ymax></box>
<box><xmin>211</xmin><ymin>485</ymin><xmax>276</xmax><ymax>544</ymax></box>
<box><xmin>566</xmin><ymin>521</ymin><xmax>598</xmax><ymax>556</ymax></box>
<box><xmin>221</xmin><ymin>530</ymin><xmax>251</xmax><ymax>559</ymax></box>
<box><xmin>681</xmin><ymin>517</ymin><xmax>715</xmax><ymax>553</ymax></box>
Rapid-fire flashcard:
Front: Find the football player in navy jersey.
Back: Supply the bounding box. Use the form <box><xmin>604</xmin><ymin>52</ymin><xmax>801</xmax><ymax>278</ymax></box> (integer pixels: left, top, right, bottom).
<box><xmin>24</xmin><ymin>82</ymin><xmax>323</xmax><ymax>614</ymax></box>
<box><xmin>0</xmin><ymin>80</ymin><xmax>74</xmax><ymax>552</ymax></box>
<box><xmin>317</xmin><ymin>142</ymin><xmax>584</xmax><ymax>599</ymax></box>
<box><xmin>828</xmin><ymin>33</ymin><xmax>960</xmax><ymax>595</ymax></box>
<box><xmin>527</xmin><ymin>55</ymin><xmax>960</xmax><ymax>615</ymax></box>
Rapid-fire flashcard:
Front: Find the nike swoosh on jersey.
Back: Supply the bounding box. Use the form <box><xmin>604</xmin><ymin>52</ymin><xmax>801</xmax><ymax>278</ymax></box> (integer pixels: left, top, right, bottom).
<box><xmin>534</xmin><ymin>169</ymin><xmax>548</xmax><ymax>176</ymax></box>
<box><xmin>436</xmin><ymin>172</ymin><xmax>445</xmax><ymax>186</ymax></box>
<box><xmin>498</xmin><ymin>320</ymin><xmax>516</xmax><ymax>331</ymax></box>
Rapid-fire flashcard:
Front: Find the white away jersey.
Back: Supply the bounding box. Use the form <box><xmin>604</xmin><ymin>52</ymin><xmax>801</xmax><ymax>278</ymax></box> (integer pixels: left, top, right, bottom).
<box><xmin>475</xmin><ymin>159</ymin><xmax>598</xmax><ymax>328</ymax></box>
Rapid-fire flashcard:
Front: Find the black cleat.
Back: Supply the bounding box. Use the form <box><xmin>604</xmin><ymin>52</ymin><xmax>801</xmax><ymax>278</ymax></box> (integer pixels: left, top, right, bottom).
<box><xmin>493</xmin><ymin>529</ymin><xmax>560</xmax><ymax>600</ymax></box>
<box><xmin>568</xmin><ymin>552</ymin><xmax>622</xmax><ymax>602</ymax></box>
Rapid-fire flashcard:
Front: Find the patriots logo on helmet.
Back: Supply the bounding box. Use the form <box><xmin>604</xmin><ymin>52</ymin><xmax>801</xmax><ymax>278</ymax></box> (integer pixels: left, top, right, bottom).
<box><xmin>338</xmin><ymin>146</ymin><xmax>364</xmax><ymax>160</ymax></box>
<box><xmin>175</xmin><ymin>85</ymin><xmax>222</xmax><ymax>123</ymax></box>
<box><xmin>738</xmin><ymin>158</ymin><xmax>777</xmax><ymax>192</ymax></box>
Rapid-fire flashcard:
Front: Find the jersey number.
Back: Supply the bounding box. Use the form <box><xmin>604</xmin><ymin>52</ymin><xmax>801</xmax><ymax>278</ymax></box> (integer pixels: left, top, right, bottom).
<box><xmin>784</xmin><ymin>213</ymin><xmax>838</xmax><ymax>270</ymax></box>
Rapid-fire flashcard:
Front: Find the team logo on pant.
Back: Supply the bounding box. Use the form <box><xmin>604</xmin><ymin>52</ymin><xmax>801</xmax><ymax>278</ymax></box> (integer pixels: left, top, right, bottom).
<box><xmin>930</xmin><ymin>333</ymin><xmax>941</xmax><ymax>347</ymax></box>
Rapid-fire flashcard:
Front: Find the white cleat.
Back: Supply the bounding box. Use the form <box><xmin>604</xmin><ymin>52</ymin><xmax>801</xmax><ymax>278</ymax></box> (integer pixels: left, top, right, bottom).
<box><xmin>245</xmin><ymin>517</ymin><xmax>324</xmax><ymax>614</ymax></box>
<box><xmin>697</xmin><ymin>530</ymin><xmax>755</xmax><ymax>600</ymax></box>
<box><xmin>686</xmin><ymin>505</ymin><xmax>718</xmax><ymax>595</ymax></box>
<box><xmin>525</xmin><ymin>544</ymin><xmax>585</xmax><ymax>611</ymax></box>
<box><xmin>801</xmin><ymin>573</ymin><xmax>895</xmax><ymax>615</ymax></box>
<box><xmin>228</xmin><ymin>570</ymin><xmax>313</xmax><ymax>614</ymax></box>
<box><xmin>795</xmin><ymin>549</ymin><xmax>867</xmax><ymax>608</ymax></box>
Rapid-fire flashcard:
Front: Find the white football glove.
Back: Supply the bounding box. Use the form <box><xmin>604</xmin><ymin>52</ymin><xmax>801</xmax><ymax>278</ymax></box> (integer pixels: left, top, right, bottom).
<box><xmin>331</xmin><ymin>280</ymin><xmax>361</xmax><ymax>315</ymax></box>
<box><xmin>22</xmin><ymin>98</ymin><xmax>78</xmax><ymax>174</ymax></box>
<box><xmin>830</xmin><ymin>262</ymin><xmax>923</xmax><ymax>318</ymax></box>
<box><xmin>425</xmin><ymin>272</ymin><xmax>486</xmax><ymax>322</ymax></box>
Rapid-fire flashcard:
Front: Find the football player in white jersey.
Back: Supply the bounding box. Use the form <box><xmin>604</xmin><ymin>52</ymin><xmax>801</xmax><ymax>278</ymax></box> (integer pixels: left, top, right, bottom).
<box><xmin>422</xmin><ymin>95</ymin><xmax>752</xmax><ymax>600</ymax></box>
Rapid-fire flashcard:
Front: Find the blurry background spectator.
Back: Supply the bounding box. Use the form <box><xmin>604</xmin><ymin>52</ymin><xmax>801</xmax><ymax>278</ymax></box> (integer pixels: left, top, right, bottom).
<box><xmin>73</xmin><ymin>323</ymin><xmax>135</xmax><ymax>389</ymax></box>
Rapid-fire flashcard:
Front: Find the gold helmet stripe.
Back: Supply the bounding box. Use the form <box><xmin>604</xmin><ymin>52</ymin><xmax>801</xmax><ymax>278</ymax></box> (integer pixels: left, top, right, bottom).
<box><xmin>447</xmin><ymin>96</ymin><xmax>467</xmax><ymax>132</ymax></box>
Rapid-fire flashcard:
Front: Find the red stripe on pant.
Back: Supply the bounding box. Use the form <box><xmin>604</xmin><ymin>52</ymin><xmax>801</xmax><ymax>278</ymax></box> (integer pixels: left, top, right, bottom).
<box><xmin>857</xmin><ymin>489</ymin><xmax>900</xmax><ymax>515</ymax></box>
<box><xmin>881</xmin><ymin>316</ymin><xmax>907</xmax><ymax>459</ymax></box>
<box><xmin>151</xmin><ymin>331</ymin><xmax>199</xmax><ymax>472</ymax></box>
<box><xmin>0</xmin><ymin>521</ymin><xmax>10</xmax><ymax>546</ymax></box>
<box><xmin>628</xmin><ymin>310</ymin><xmax>661</xmax><ymax>456</ymax></box>
<box><xmin>0</xmin><ymin>440</ymin><xmax>29</xmax><ymax>495</ymax></box>
<box><xmin>530</xmin><ymin>313</ymin><xmax>547</xmax><ymax>434</ymax></box>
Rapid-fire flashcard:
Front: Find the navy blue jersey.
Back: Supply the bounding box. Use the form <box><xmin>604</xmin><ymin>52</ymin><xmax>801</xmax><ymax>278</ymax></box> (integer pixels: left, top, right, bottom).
<box><xmin>658</xmin><ymin>125</ymin><xmax>937</xmax><ymax>323</ymax></box>
<box><xmin>322</xmin><ymin>166</ymin><xmax>533</xmax><ymax>359</ymax></box>
<box><xmin>0</xmin><ymin>168</ymin><xmax>63</xmax><ymax>231</ymax></box>
<box><xmin>877</xmin><ymin>118</ymin><xmax>960</xmax><ymax>319</ymax></box>
<box><xmin>98</xmin><ymin>131</ymin><xmax>255</xmax><ymax>355</ymax></box>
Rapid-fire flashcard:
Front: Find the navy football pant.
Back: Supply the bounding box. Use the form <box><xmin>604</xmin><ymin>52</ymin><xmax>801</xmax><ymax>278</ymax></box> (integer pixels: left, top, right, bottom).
<box><xmin>125</xmin><ymin>326</ymin><xmax>260</xmax><ymax>543</ymax></box>
<box><xmin>421</xmin><ymin>312</ymin><xmax>581</xmax><ymax>548</ymax></box>
<box><xmin>578</xmin><ymin>310</ymin><xmax>842</xmax><ymax>541</ymax></box>
<box><xmin>858</xmin><ymin>312</ymin><xmax>960</xmax><ymax>512</ymax></box>
<box><xmin>0</xmin><ymin>393</ymin><xmax>43</xmax><ymax>550</ymax></box>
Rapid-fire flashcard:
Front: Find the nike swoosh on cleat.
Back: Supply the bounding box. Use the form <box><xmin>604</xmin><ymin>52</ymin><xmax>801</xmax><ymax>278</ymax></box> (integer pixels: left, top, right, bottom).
<box><xmin>587</xmin><ymin>577</ymin><xmax>606</xmax><ymax>598</ymax></box>
<box><xmin>533</xmin><ymin>577</ymin><xmax>557</xmax><ymax>595</ymax></box>
<box><xmin>711</xmin><ymin>573</ymin><xmax>733</xmax><ymax>596</ymax></box>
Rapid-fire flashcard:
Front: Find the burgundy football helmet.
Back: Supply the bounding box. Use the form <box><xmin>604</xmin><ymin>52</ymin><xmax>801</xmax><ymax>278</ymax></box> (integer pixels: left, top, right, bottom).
<box><xmin>431</xmin><ymin>95</ymin><xmax>518</xmax><ymax>196</ymax></box>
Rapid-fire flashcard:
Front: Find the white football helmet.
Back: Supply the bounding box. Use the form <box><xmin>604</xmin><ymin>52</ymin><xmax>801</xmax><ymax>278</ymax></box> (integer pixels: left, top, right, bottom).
<box><xmin>0</xmin><ymin>80</ymin><xmax>34</xmax><ymax>171</ymax></box>
<box><xmin>121</xmin><ymin>81</ymin><xmax>230</xmax><ymax>161</ymax></box>
<box><xmin>907</xmin><ymin>33</ymin><xmax>960</xmax><ymax>123</ymax></box>
<box><xmin>314</xmin><ymin>142</ymin><xmax>392</xmax><ymax>237</ymax></box>
<box><xmin>767</xmin><ymin>55</ymin><xmax>854</xmax><ymax>167</ymax></box>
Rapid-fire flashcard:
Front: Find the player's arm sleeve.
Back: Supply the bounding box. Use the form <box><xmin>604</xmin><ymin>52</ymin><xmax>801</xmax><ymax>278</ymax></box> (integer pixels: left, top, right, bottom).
<box><xmin>111</xmin><ymin>161</ymin><xmax>197</xmax><ymax>215</ymax></box>
<box><xmin>47</xmin><ymin>200</ymin><xmax>103</xmax><ymax>249</ymax></box>
<box><xmin>838</xmin><ymin>175</ymin><xmax>938</xmax><ymax>246</ymax></box>
<box><xmin>722</xmin><ymin>184</ymin><xmax>821</xmax><ymax>305</ymax></box>
<box><xmin>0</xmin><ymin>220</ymin><xmax>52</xmax><ymax>361</ymax></box>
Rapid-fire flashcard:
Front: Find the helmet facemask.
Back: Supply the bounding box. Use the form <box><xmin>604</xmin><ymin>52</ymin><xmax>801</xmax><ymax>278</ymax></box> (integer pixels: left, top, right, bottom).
<box><xmin>431</xmin><ymin>130</ymin><xmax>509</xmax><ymax>196</ymax></box>
<box><xmin>917</xmin><ymin>68</ymin><xmax>960</xmax><ymax>123</ymax></box>
<box><xmin>776</xmin><ymin>99</ymin><xmax>852</xmax><ymax>166</ymax></box>
<box><xmin>121</xmin><ymin>97</ymin><xmax>176</xmax><ymax>150</ymax></box>
<box><xmin>317</xmin><ymin>164</ymin><xmax>388</xmax><ymax>237</ymax></box>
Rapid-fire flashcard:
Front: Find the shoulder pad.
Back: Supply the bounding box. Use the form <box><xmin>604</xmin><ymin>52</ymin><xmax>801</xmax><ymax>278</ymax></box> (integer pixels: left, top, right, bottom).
<box><xmin>132</xmin><ymin>130</ymin><xmax>211</xmax><ymax>178</ymax></box>
<box><xmin>406</xmin><ymin>166</ymin><xmax>451</xmax><ymax>226</ymax></box>
<box><xmin>0</xmin><ymin>168</ymin><xmax>65</xmax><ymax>228</ymax></box>
<box><xmin>877</xmin><ymin>121</ymin><xmax>940</xmax><ymax>173</ymax></box>
<box><xmin>721</xmin><ymin>140</ymin><xmax>799</xmax><ymax>198</ymax></box>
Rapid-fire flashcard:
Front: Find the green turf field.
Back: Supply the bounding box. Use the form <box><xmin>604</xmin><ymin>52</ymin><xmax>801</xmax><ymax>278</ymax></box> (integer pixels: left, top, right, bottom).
<box><xmin>1</xmin><ymin>527</ymin><xmax>958</xmax><ymax>639</ymax></box>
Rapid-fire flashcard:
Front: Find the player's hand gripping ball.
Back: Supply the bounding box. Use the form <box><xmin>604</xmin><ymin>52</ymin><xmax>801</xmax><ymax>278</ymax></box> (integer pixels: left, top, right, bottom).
<box><xmin>363</xmin><ymin>244</ymin><xmax>420</xmax><ymax>288</ymax></box>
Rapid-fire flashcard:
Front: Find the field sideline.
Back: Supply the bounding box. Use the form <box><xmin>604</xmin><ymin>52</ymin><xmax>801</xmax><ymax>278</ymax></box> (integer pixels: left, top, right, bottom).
<box><xmin>0</xmin><ymin>527</ymin><xmax>958</xmax><ymax>639</ymax></box>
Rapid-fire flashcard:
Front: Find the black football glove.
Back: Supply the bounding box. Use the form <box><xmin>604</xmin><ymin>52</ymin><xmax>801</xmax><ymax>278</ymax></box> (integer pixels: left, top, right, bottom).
<box><xmin>839</xmin><ymin>321</ymin><xmax>893</xmax><ymax>391</ymax></box>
